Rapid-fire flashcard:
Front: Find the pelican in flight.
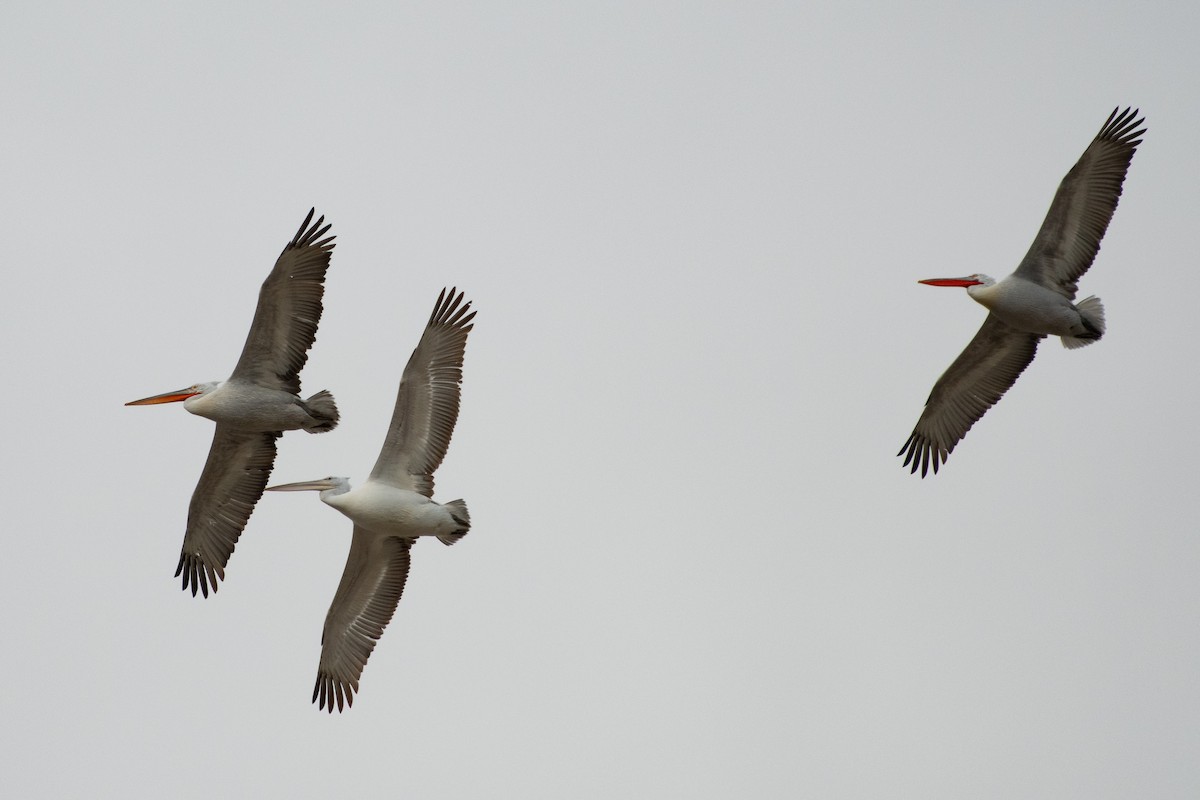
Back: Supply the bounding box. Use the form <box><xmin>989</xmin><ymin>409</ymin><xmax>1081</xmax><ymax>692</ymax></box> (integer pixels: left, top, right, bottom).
<box><xmin>267</xmin><ymin>287</ymin><xmax>476</xmax><ymax>712</ymax></box>
<box><xmin>899</xmin><ymin>107</ymin><xmax>1145</xmax><ymax>477</ymax></box>
<box><xmin>127</xmin><ymin>209</ymin><xmax>340</xmax><ymax>595</ymax></box>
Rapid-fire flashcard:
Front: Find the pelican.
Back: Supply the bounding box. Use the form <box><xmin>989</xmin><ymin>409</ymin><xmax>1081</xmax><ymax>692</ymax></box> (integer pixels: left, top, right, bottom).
<box><xmin>267</xmin><ymin>287</ymin><xmax>476</xmax><ymax>712</ymax></box>
<box><xmin>127</xmin><ymin>209</ymin><xmax>340</xmax><ymax>595</ymax></box>
<box><xmin>899</xmin><ymin>108</ymin><xmax>1145</xmax><ymax>477</ymax></box>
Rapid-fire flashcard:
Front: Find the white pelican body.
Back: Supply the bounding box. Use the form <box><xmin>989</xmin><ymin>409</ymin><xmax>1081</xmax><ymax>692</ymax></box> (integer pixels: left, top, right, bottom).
<box><xmin>176</xmin><ymin>380</ymin><xmax>335</xmax><ymax>431</ymax></box>
<box><xmin>268</xmin><ymin>288</ymin><xmax>475</xmax><ymax>712</ymax></box>
<box><xmin>900</xmin><ymin>108</ymin><xmax>1144</xmax><ymax>477</ymax></box>
<box><xmin>127</xmin><ymin>209</ymin><xmax>339</xmax><ymax>595</ymax></box>
<box><xmin>281</xmin><ymin>478</ymin><xmax>468</xmax><ymax>543</ymax></box>
<box><xmin>956</xmin><ymin>274</ymin><xmax>1104</xmax><ymax>344</ymax></box>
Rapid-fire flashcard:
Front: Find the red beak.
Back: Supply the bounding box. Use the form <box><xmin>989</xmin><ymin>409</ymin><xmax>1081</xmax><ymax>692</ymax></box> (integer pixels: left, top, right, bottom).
<box><xmin>918</xmin><ymin>277</ymin><xmax>983</xmax><ymax>287</ymax></box>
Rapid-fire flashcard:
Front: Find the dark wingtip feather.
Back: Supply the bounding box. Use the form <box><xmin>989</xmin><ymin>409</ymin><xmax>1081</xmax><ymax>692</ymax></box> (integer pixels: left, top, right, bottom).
<box><xmin>289</xmin><ymin>208</ymin><xmax>337</xmax><ymax>251</ymax></box>
<box><xmin>292</xmin><ymin>208</ymin><xmax>316</xmax><ymax>243</ymax></box>
<box><xmin>1098</xmin><ymin>106</ymin><xmax>1147</xmax><ymax>150</ymax></box>
<box><xmin>898</xmin><ymin>433</ymin><xmax>944</xmax><ymax>478</ymax></box>
<box><xmin>429</xmin><ymin>286</ymin><xmax>477</xmax><ymax>331</ymax></box>
<box><xmin>313</xmin><ymin>673</ymin><xmax>356</xmax><ymax>714</ymax></box>
<box><xmin>175</xmin><ymin>552</ymin><xmax>218</xmax><ymax>598</ymax></box>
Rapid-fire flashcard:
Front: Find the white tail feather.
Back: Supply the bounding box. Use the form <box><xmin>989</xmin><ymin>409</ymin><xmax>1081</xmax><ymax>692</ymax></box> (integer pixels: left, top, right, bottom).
<box><xmin>303</xmin><ymin>390</ymin><xmax>339</xmax><ymax>432</ymax></box>
<box><xmin>438</xmin><ymin>499</ymin><xmax>470</xmax><ymax>546</ymax></box>
<box><xmin>1062</xmin><ymin>296</ymin><xmax>1105</xmax><ymax>350</ymax></box>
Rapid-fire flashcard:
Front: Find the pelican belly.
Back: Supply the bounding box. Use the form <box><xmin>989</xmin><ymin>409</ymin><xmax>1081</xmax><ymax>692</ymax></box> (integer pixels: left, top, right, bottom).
<box><xmin>970</xmin><ymin>278</ymin><xmax>1087</xmax><ymax>338</ymax></box>
<box><xmin>184</xmin><ymin>382</ymin><xmax>313</xmax><ymax>431</ymax></box>
<box><xmin>325</xmin><ymin>481</ymin><xmax>455</xmax><ymax>538</ymax></box>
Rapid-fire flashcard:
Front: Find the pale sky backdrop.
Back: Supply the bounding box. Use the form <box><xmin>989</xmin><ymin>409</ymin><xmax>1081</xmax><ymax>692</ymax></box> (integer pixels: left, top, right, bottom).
<box><xmin>3</xmin><ymin>2</ymin><xmax>1198</xmax><ymax>797</ymax></box>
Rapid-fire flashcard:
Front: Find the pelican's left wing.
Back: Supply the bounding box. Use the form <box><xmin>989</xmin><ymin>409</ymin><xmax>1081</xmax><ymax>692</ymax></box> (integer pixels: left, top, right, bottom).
<box><xmin>176</xmin><ymin>427</ymin><xmax>279</xmax><ymax>596</ymax></box>
<box><xmin>1013</xmin><ymin>108</ymin><xmax>1145</xmax><ymax>299</ymax></box>
<box><xmin>229</xmin><ymin>209</ymin><xmax>336</xmax><ymax>394</ymax></box>
<box><xmin>313</xmin><ymin>530</ymin><xmax>413</xmax><ymax>712</ymax></box>
<box><xmin>899</xmin><ymin>315</ymin><xmax>1041</xmax><ymax>477</ymax></box>
<box><xmin>368</xmin><ymin>288</ymin><xmax>476</xmax><ymax>496</ymax></box>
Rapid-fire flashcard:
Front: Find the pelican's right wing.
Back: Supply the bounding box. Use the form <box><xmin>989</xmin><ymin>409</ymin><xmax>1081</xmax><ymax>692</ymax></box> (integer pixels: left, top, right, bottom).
<box><xmin>1013</xmin><ymin>108</ymin><xmax>1145</xmax><ymax>299</ymax></box>
<box><xmin>176</xmin><ymin>427</ymin><xmax>279</xmax><ymax>597</ymax></box>
<box><xmin>368</xmin><ymin>288</ymin><xmax>476</xmax><ymax>496</ymax></box>
<box><xmin>229</xmin><ymin>209</ymin><xmax>336</xmax><ymax>394</ymax></box>
<box><xmin>899</xmin><ymin>315</ymin><xmax>1042</xmax><ymax>477</ymax></box>
<box><xmin>313</xmin><ymin>530</ymin><xmax>413</xmax><ymax>713</ymax></box>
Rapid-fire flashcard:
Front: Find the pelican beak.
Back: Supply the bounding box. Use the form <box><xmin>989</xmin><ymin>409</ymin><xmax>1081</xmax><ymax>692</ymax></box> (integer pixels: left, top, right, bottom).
<box><xmin>265</xmin><ymin>479</ymin><xmax>340</xmax><ymax>492</ymax></box>
<box><xmin>125</xmin><ymin>388</ymin><xmax>202</xmax><ymax>406</ymax></box>
<box><xmin>918</xmin><ymin>277</ymin><xmax>983</xmax><ymax>287</ymax></box>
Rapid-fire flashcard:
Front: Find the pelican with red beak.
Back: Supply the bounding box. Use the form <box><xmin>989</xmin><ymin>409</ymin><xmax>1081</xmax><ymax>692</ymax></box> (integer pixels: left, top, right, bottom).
<box><xmin>900</xmin><ymin>108</ymin><xmax>1145</xmax><ymax>477</ymax></box>
<box><xmin>127</xmin><ymin>209</ymin><xmax>340</xmax><ymax>595</ymax></box>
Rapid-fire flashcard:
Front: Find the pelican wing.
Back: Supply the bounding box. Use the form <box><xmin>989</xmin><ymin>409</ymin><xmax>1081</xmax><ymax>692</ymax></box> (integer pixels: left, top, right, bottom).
<box><xmin>368</xmin><ymin>288</ymin><xmax>476</xmax><ymax>496</ymax></box>
<box><xmin>229</xmin><ymin>209</ymin><xmax>336</xmax><ymax>394</ymax></box>
<box><xmin>313</xmin><ymin>530</ymin><xmax>413</xmax><ymax>712</ymax></box>
<box><xmin>899</xmin><ymin>315</ymin><xmax>1041</xmax><ymax>477</ymax></box>
<box><xmin>1013</xmin><ymin>108</ymin><xmax>1145</xmax><ymax>299</ymax></box>
<box><xmin>176</xmin><ymin>427</ymin><xmax>279</xmax><ymax>596</ymax></box>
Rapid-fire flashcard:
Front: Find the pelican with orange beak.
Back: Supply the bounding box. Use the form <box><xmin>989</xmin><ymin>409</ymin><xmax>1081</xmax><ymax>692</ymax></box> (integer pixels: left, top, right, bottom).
<box><xmin>127</xmin><ymin>209</ymin><xmax>340</xmax><ymax>596</ymax></box>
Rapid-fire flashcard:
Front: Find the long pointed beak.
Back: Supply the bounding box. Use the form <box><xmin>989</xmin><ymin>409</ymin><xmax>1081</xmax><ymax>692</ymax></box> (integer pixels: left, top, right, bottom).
<box><xmin>125</xmin><ymin>388</ymin><xmax>202</xmax><ymax>406</ymax></box>
<box><xmin>265</xmin><ymin>479</ymin><xmax>340</xmax><ymax>492</ymax></box>
<box><xmin>918</xmin><ymin>277</ymin><xmax>983</xmax><ymax>287</ymax></box>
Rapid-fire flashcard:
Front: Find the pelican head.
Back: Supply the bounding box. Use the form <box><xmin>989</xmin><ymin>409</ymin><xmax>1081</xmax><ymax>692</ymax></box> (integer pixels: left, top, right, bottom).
<box><xmin>266</xmin><ymin>476</ymin><xmax>352</xmax><ymax>498</ymax></box>
<box><xmin>125</xmin><ymin>382</ymin><xmax>219</xmax><ymax>407</ymax></box>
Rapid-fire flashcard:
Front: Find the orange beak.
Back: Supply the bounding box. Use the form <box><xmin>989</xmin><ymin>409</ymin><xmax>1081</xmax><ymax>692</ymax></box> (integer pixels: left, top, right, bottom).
<box><xmin>125</xmin><ymin>388</ymin><xmax>202</xmax><ymax>406</ymax></box>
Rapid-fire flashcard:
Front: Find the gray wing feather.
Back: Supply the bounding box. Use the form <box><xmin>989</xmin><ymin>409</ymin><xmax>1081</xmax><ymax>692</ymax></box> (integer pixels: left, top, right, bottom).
<box><xmin>229</xmin><ymin>209</ymin><xmax>336</xmax><ymax>394</ymax></box>
<box><xmin>313</xmin><ymin>531</ymin><xmax>413</xmax><ymax>713</ymax></box>
<box><xmin>176</xmin><ymin>427</ymin><xmax>279</xmax><ymax>596</ymax></box>
<box><xmin>1013</xmin><ymin>108</ymin><xmax>1145</xmax><ymax>299</ymax></box>
<box><xmin>368</xmin><ymin>288</ymin><xmax>475</xmax><ymax>496</ymax></box>
<box><xmin>899</xmin><ymin>315</ymin><xmax>1041</xmax><ymax>477</ymax></box>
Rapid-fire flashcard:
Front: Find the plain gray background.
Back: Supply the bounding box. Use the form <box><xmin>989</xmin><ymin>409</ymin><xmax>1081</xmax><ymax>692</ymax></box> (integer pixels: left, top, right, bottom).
<box><xmin>3</xmin><ymin>2</ymin><xmax>1198</xmax><ymax>797</ymax></box>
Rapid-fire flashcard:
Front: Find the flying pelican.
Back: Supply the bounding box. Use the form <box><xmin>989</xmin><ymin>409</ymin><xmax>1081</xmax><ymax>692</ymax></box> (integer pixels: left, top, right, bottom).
<box><xmin>266</xmin><ymin>287</ymin><xmax>476</xmax><ymax>712</ymax></box>
<box><xmin>127</xmin><ymin>209</ymin><xmax>340</xmax><ymax>595</ymax></box>
<box><xmin>899</xmin><ymin>107</ymin><xmax>1145</xmax><ymax>477</ymax></box>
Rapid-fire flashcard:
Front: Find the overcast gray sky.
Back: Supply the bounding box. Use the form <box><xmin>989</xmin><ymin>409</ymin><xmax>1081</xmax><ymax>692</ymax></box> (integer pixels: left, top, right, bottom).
<box><xmin>3</xmin><ymin>2</ymin><xmax>1198</xmax><ymax>797</ymax></box>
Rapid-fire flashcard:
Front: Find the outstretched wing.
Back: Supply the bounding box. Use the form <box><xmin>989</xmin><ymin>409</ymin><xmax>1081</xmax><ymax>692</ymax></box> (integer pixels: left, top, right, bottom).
<box><xmin>177</xmin><ymin>427</ymin><xmax>279</xmax><ymax>596</ymax></box>
<box><xmin>368</xmin><ymin>288</ymin><xmax>476</xmax><ymax>496</ymax></box>
<box><xmin>313</xmin><ymin>531</ymin><xmax>413</xmax><ymax>713</ymax></box>
<box><xmin>229</xmin><ymin>209</ymin><xmax>336</xmax><ymax>394</ymax></box>
<box><xmin>1013</xmin><ymin>108</ymin><xmax>1145</xmax><ymax>299</ymax></box>
<box><xmin>899</xmin><ymin>315</ymin><xmax>1042</xmax><ymax>477</ymax></box>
